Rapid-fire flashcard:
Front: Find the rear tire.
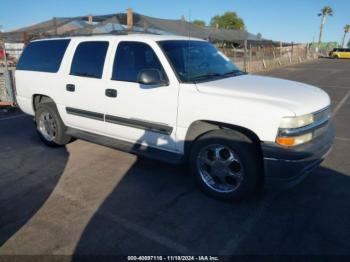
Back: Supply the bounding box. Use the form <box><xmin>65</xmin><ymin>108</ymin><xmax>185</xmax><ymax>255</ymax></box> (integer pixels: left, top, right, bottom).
<box><xmin>35</xmin><ymin>102</ymin><xmax>72</xmax><ymax>147</ymax></box>
<box><xmin>189</xmin><ymin>129</ymin><xmax>261</xmax><ymax>201</ymax></box>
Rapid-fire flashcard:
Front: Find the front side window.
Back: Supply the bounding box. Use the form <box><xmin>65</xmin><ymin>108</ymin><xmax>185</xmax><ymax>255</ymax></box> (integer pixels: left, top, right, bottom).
<box><xmin>17</xmin><ymin>39</ymin><xmax>70</xmax><ymax>73</ymax></box>
<box><xmin>112</xmin><ymin>41</ymin><xmax>167</xmax><ymax>82</ymax></box>
<box><xmin>158</xmin><ymin>40</ymin><xmax>243</xmax><ymax>83</ymax></box>
<box><xmin>70</xmin><ymin>41</ymin><xmax>109</xmax><ymax>78</ymax></box>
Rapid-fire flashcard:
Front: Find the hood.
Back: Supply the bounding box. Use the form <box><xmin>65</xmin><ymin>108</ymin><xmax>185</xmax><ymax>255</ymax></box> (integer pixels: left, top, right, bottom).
<box><xmin>195</xmin><ymin>74</ymin><xmax>330</xmax><ymax>116</ymax></box>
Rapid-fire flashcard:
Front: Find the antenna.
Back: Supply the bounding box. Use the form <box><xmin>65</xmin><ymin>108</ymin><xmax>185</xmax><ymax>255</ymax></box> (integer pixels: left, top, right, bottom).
<box><xmin>188</xmin><ymin>8</ymin><xmax>191</xmax><ymax>40</ymax></box>
<box><xmin>187</xmin><ymin>9</ymin><xmax>191</xmax><ymax>82</ymax></box>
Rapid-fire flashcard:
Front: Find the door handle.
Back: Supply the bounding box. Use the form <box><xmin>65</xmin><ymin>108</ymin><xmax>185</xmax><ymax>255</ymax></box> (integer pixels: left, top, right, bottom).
<box><xmin>66</xmin><ymin>84</ymin><xmax>75</xmax><ymax>92</ymax></box>
<box><xmin>105</xmin><ymin>89</ymin><xmax>117</xmax><ymax>98</ymax></box>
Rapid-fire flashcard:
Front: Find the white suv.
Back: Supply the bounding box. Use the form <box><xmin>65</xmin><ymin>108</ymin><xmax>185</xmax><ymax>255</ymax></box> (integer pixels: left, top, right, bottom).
<box><xmin>15</xmin><ymin>35</ymin><xmax>334</xmax><ymax>200</ymax></box>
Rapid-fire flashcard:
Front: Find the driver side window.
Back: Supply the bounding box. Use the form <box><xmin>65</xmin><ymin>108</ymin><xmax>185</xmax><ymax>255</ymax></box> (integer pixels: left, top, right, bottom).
<box><xmin>112</xmin><ymin>41</ymin><xmax>167</xmax><ymax>83</ymax></box>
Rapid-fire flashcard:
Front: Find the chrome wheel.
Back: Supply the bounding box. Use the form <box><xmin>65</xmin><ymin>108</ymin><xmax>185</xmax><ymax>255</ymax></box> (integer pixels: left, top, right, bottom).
<box><xmin>38</xmin><ymin>111</ymin><xmax>57</xmax><ymax>142</ymax></box>
<box><xmin>197</xmin><ymin>144</ymin><xmax>244</xmax><ymax>193</ymax></box>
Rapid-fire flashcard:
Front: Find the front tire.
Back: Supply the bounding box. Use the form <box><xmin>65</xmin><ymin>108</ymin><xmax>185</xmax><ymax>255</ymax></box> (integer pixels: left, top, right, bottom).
<box><xmin>35</xmin><ymin>102</ymin><xmax>72</xmax><ymax>147</ymax></box>
<box><xmin>190</xmin><ymin>129</ymin><xmax>261</xmax><ymax>201</ymax></box>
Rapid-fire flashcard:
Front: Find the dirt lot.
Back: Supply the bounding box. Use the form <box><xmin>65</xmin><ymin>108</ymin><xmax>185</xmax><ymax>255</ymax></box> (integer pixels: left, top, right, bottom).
<box><xmin>0</xmin><ymin>59</ymin><xmax>349</xmax><ymax>257</ymax></box>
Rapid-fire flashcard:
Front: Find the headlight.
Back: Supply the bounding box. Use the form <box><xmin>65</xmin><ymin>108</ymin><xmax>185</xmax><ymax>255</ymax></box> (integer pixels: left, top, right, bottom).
<box><xmin>276</xmin><ymin>107</ymin><xmax>330</xmax><ymax>147</ymax></box>
<box><xmin>279</xmin><ymin>114</ymin><xmax>314</xmax><ymax>128</ymax></box>
<box><xmin>276</xmin><ymin>113</ymin><xmax>314</xmax><ymax>146</ymax></box>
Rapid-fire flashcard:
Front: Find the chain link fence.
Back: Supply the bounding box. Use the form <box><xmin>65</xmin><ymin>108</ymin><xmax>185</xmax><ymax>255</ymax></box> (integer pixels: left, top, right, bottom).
<box><xmin>220</xmin><ymin>43</ymin><xmax>318</xmax><ymax>73</ymax></box>
<box><xmin>0</xmin><ymin>68</ymin><xmax>16</xmax><ymax>105</ymax></box>
<box><xmin>0</xmin><ymin>39</ymin><xmax>19</xmax><ymax>105</ymax></box>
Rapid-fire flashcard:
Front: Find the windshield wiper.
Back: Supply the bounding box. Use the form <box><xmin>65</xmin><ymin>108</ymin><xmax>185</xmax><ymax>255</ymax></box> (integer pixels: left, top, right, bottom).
<box><xmin>221</xmin><ymin>70</ymin><xmax>245</xmax><ymax>76</ymax></box>
<box><xmin>190</xmin><ymin>73</ymin><xmax>223</xmax><ymax>82</ymax></box>
<box><xmin>191</xmin><ymin>70</ymin><xmax>245</xmax><ymax>82</ymax></box>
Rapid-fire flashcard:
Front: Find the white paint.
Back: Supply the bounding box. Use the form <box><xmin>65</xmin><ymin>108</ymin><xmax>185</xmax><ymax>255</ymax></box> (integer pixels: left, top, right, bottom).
<box><xmin>15</xmin><ymin>34</ymin><xmax>331</xmax><ymax>154</ymax></box>
<box><xmin>0</xmin><ymin>114</ymin><xmax>26</xmax><ymax>121</ymax></box>
<box><xmin>335</xmin><ymin>137</ymin><xmax>350</xmax><ymax>142</ymax></box>
<box><xmin>332</xmin><ymin>89</ymin><xmax>350</xmax><ymax>117</ymax></box>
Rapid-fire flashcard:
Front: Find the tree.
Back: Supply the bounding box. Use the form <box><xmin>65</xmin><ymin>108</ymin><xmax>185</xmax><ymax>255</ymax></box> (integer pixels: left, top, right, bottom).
<box><xmin>256</xmin><ymin>32</ymin><xmax>262</xmax><ymax>40</ymax></box>
<box><xmin>341</xmin><ymin>24</ymin><xmax>350</xmax><ymax>47</ymax></box>
<box><xmin>193</xmin><ymin>20</ymin><xmax>206</xmax><ymax>27</ymax></box>
<box><xmin>318</xmin><ymin>6</ymin><xmax>333</xmax><ymax>45</ymax></box>
<box><xmin>210</xmin><ymin>12</ymin><xmax>245</xmax><ymax>30</ymax></box>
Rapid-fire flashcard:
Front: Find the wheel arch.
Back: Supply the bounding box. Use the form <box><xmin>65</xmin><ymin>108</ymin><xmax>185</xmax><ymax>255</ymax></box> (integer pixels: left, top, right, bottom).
<box><xmin>184</xmin><ymin>120</ymin><xmax>264</xmax><ymax>173</ymax></box>
<box><xmin>32</xmin><ymin>94</ymin><xmax>56</xmax><ymax>112</ymax></box>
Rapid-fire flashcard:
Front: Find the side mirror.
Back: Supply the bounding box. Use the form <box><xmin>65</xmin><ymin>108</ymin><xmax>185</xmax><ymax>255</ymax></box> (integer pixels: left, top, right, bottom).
<box><xmin>137</xmin><ymin>69</ymin><xmax>167</xmax><ymax>86</ymax></box>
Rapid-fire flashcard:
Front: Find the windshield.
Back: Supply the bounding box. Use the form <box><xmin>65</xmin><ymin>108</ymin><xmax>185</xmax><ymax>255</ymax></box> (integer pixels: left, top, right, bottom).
<box><xmin>158</xmin><ymin>40</ymin><xmax>244</xmax><ymax>83</ymax></box>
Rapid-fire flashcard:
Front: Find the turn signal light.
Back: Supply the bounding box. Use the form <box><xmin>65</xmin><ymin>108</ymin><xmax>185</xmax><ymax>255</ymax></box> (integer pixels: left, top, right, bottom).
<box><xmin>276</xmin><ymin>137</ymin><xmax>295</xmax><ymax>146</ymax></box>
<box><xmin>276</xmin><ymin>133</ymin><xmax>312</xmax><ymax>147</ymax></box>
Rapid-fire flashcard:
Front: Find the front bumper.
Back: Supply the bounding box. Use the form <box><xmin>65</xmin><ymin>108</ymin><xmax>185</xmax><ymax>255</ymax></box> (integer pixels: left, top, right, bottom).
<box><xmin>262</xmin><ymin>122</ymin><xmax>335</xmax><ymax>188</ymax></box>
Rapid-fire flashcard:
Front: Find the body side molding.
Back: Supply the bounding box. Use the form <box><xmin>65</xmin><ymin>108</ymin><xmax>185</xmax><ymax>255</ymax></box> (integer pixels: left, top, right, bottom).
<box><xmin>65</xmin><ymin>107</ymin><xmax>173</xmax><ymax>135</ymax></box>
<box><xmin>66</xmin><ymin>127</ymin><xmax>183</xmax><ymax>164</ymax></box>
<box><xmin>66</xmin><ymin>107</ymin><xmax>104</xmax><ymax>121</ymax></box>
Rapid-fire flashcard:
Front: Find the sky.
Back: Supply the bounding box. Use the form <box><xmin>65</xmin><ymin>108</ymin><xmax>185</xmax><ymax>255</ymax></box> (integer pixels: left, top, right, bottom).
<box><xmin>0</xmin><ymin>0</ymin><xmax>349</xmax><ymax>44</ymax></box>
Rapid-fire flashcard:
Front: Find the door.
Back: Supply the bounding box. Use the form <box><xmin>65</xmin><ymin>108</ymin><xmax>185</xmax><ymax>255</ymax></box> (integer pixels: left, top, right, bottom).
<box><xmin>102</xmin><ymin>41</ymin><xmax>179</xmax><ymax>152</ymax></box>
<box><xmin>60</xmin><ymin>40</ymin><xmax>110</xmax><ymax>134</ymax></box>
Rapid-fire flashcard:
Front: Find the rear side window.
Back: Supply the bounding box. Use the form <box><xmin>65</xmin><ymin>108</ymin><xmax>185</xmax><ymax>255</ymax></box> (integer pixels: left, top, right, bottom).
<box><xmin>112</xmin><ymin>41</ymin><xmax>167</xmax><ymax>82</ymax></box>
<box><xmin>17</xmin><ymin>39</ymin><xmax>70</xmax><ymax>72</ymax></box>
<box><xmin>70</xmin><ymin>41</ymin><xmax>109</xmax><ymax>79</ymax></box>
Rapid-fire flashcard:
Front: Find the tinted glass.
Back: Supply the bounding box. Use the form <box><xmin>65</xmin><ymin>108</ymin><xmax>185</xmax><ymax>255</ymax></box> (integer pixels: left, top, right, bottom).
<box><xmin>17</xmin><ymin>39</ymin><xmax>70</xmax><ymax>72</ymax></box>
<box><xmin>70</xmin><ymin>41</ymin><xmax>109</xmax><ymax>78</ymax></box>
<box><xmin>112</xmin><ymin>42</ymin><xmax>167</xmax><ymax>82</ymax></box>
<box><xmin>159</xmin><ymin>40</ymin><xmax>242</xmax><ymax>83</ymax></box>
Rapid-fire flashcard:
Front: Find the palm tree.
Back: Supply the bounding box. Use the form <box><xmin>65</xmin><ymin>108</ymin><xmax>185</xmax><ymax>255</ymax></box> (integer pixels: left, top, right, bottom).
<box><xmin>341</xmin><ymin>24</ymin><xmax>350</xmax><ymax>47</ymax></box>
<box><xmin>318</xmin><ymin>6</ymin><xmax>333</xmax><ymax>45</ymax></box>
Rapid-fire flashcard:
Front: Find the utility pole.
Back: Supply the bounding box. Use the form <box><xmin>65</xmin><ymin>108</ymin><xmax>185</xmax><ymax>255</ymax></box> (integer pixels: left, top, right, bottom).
<box><xmin>127</xmin><ymin>8</ymin><xmax>133</xmax><ymax>32</ymax></box>
<box><xmin>243</xmin><ymin>39</ymin><xmax>248</xmax><ymax>72</ymax></box>
<box><xmin>53</xmin><ymin>17</ymin><xmax>58</xmax><ymax>36</ymax></box>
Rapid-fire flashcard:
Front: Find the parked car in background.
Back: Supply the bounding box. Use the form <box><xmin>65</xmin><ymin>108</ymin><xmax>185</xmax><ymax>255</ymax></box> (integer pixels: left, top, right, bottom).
<box><xmin>329</xmin><ymin>48</ymin><xmax>350</xmax><ymax>59</ymax></box>
<box><xmin>15</xmin><ymin>35</ymin><xmax>335</xmax><ymax>201</ymax></box>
